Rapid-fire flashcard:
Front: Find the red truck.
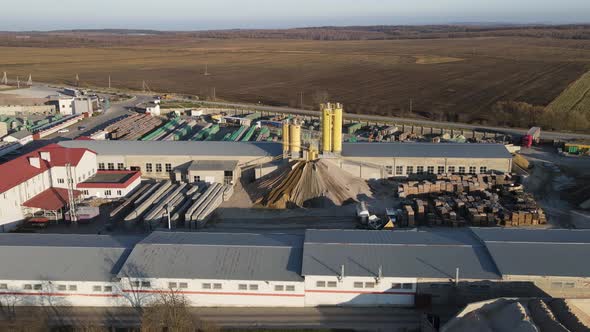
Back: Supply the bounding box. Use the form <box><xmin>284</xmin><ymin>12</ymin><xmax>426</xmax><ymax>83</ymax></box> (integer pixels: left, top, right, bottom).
<box><xmin>522</xmin><ymin>127</ymin><xmax>541</xmax><ymax>148</ymax></box>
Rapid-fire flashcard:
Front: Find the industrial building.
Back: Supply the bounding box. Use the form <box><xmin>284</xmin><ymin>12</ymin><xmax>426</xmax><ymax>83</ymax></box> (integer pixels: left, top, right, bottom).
<box><xmin>0</xmin><ymin>145</ymin><xmax>142</xmax><ymax>231</ymax></box>
<box><xmin>59</xmin><ymin>140</ymin><xmax>512</xmax><ymax>181</ymax></box>
<box><xmin>0</xmin><ymin>228</ymin><xmax>589</xmax><ymax>308</ymax></box>
<box><xmin>58</xmin><ymin>140</ymin><xmax>282</xmax><ymax>181</ymax></box>
<box><xmin>2</xmin><ymin>129</ymin><xmax>33</xmax><ymax>147</ymax></box>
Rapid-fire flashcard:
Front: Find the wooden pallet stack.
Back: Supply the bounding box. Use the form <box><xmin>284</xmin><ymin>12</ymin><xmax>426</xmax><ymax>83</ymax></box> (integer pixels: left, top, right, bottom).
<box><xmin>397</xmin><ymin>174</ymin><xmax>513</xmax><ymax>198</ymax></box>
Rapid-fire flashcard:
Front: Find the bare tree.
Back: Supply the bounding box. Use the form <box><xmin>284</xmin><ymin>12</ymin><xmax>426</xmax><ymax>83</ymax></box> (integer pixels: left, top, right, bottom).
<box><xmin>141</xmin><ymin>290</ymin><xmax>219</xmax><ymax>332</ymax></box>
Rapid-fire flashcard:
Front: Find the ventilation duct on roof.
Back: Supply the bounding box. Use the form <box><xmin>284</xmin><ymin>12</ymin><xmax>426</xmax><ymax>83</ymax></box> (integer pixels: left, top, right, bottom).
<box><xmin>28</xmin><ymin>157</ymin><xmax>40</xmax><ymax>168</ymax></box>
<box><xmin>39</xmin><ymin>151</ymin><xmax>51</xmax><ymax>162</ymax></box>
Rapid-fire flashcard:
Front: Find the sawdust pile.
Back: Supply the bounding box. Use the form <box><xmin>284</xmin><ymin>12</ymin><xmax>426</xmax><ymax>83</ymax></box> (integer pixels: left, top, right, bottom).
<box><xmin>250</xmin><ymin>159</ymin><xmax>372</xmax><ymax>209</ymax></box>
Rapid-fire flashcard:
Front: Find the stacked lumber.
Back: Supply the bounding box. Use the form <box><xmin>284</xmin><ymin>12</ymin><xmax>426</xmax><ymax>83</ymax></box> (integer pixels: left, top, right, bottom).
<box><xmin>397</xmin><ymin>174</ymin><xmax>513</xmax><ymax>198</ymax></box>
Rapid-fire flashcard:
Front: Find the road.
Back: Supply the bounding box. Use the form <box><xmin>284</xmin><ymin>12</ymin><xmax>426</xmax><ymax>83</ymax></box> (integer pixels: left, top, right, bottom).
<box><xmin>6</xmin><ymin>81</ymin><xmax>590</xmax><ymax>142</ymax></box>
<box><xmin>0</xmin><ymin>306</ymin><xmax>425</xmax><ymax>331</ymax></box>
<box><xmin>195</xmin><ymin>100</ymin><xmax>590</xmax><ymax>141</ymax></box>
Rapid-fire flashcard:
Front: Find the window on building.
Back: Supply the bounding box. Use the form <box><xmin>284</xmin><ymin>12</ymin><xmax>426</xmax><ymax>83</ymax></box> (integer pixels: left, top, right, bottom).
<box><xmin>57</xmin><ymin>285</ymin><xmax>67</xmax><ymax>291</ymax></box>
<box><xmin>146</xmin><ymin>163</ymin><xmax>153</xmax><ymax>173</ymax></box>
<box><xmin>448</xmin><ymin>166</ymin><xmax>456</xmax><ymax>173</ymax></box>
<box><xmin>168</xmin><ymin>282</ymin><xmax>178</xmax><ymax>289</ymax></box>
<box><xmin>364</xmin><ymin>282</ymin><xmax>375</xmax><ymax>288</ymax></box>
<box><xmin>98</xmin><ymin>163</ymin><xmax>105</xmax><ymax>170</ymax></box>
<box><xmin>406</xmin><ymin>166</ymin><xmax>414</xmax><ymax>174</ymax></box>
<box><xmin>117</xmin><ymin>190</ymin><xmax>122</xmax><ymax>196</ymax></box>
<box><xmin>327</xmin><ymin>281</ymin><xmax>337</xmax><ymax>288</ymax></box>
<box><xmin>286</xmin><ymin>285</ymin><xmax>295</xmax><ymax>292</ymax></box>
<box><xmin>274</xmin><ymin>285</ymin><xmax>284</xmax><ymax>291</ymax></box>
<box><xmin>104</xmin><ymin>286</ymin><xmax>113</xmax><ymax>292</ymax></box>
<box><xmin>179</xmin><ymin>282</ymin><xmax>188</xmax><ymax>289</ymax></box>
<box><xmin>69</xmin><ymin>285</ymin><xmax>77</xmax><ymax>291</ymax></box>
<box><xmin>353</xmin><ymin>282</ymin><xmax>364</xmax><ymax>288</ymax></box>
<box><xmin>117</xmin><ymin>163</ymin><xmax>125</xmax><ymax>170</ymax></box>
<box><xmin>33</xmin><ymin>284</ymin><xmax>42</xmax><ymax>290</ymax></box>
<box><xmin>416</xmin><ymin>166</ymin><xmax>424</xmax><ymax>174</ymax></box>
<box><xmin>141</xmin><ymin>281</ymin><xmax>151</xmax><ymax>288</ymax></box>
<box><xmin>202</xmin><ymin>283</ymin><xmax>211</xmax><ymax>289</ymax></box>
<box><xmin>165</xmin><ymin>163</ymin><xmax>172</xmax><ymax>172</ymax></box>
<box><xmin>249</xmin><ymin>284</ymin><xmax>258</xmax><ymax>291</ymax></box>
<box><xmin>83</xmin><ymin>190</ymin><xmax>89</xmax><ymax>196</ymax></box>
<box><xmin>402</xmin><ymin>283</ymin><xmax>413</xmax><ymax>290</ymax></box>
<box><xmin>564</xmin><ymin>283</ymin><xmax>575</xmax><ymax>289</ymax></box>
<box><xmin>213</xmin><ymin>283</ymin><xmax>222</xmax><ymax>290</ymax></box>
<box><xmin>132</xmin><ymin>281</ymin><xmax>140</xmax><ymax>288</ymax></box>
<box><xmin>104</xmin><ymin>190</ymin><xmax>112</xmax><ymax>196</ymax></box>
<box><xmin>156</xmin><ymin>164</ymin><xmax>162</xmax><ymax>173</ymax></box>
<box><xmin>551</xmin><ymin>282</ymin><xmax>563</xmax><ymax>289</ymax></box>
<box><xmin>427</xmin><ymin>166</ymin><xmax>435</xmax><ymax>174</ymax></box>
<box><xmin>57</xmin><ymin>178</ymin><xmax>65</xmax><ymax>184</ymax></box>
<box><xmin>193</xmin><ymin>176</ymin><xmax>200</xmax><ymax>182</ymax></box>
<box><xmin>469</xmin><ymin>166</ymin><xmax>477</xmax><ymax>174</ymax></box>
<box><xmin>396</xmin><ymin>166</ymin><xmax>404</xmax><ymax>175</ymax></box>
<box><xmin>93</xmin><ymin>286</ymin><xmax>102</xmax><ymax>292</ymax></box>
<box><xmin>458</xmin><ymin>166</ymin><xmax>466</xmax><ymax>174</ymax></box>
<box><xmin>0</xmin><ymin>284</ymin><xmax>7</xmax><ymax>290</ymax></box>
<box><xmin>108</xmin><ymin>163</ymin><xmax>115</xmax><ymax>171</ymax></box>
<box><xmin>238</xmin><ymin>284</ymin><xmax>247</xmax><ymax>290</ymax></box>
<box><xmin>385</xmin><ymin>166</ymin><xmax>393</xmax><ymax>175</ymax></box>
<box><xmin>316</xmin><ymin>281</ymin><xmax>326</xmax><ymax>288</ymax></box>
<box><xmin>24</xmin><ymin>284</ymin><xmax>32</xmax><ymax>290</ymax></box>
<box><xmin>480</xmin><ymin>166</ymin><xmax>487</xmax><ymax>174</ymax></box>
<box><xmin>438</xmin><ymin>166</ymin><xmax>445</xmax><ymax>174</ymax></box>
<box><xmin>78</xmin><ymin>177</ymin><xmax>81</xmax><ymax>183</ymax></box>
<box><xmin>391</xmin><ymin>283</ymin><xmax>401</xmax><ymax>289</ymax></box>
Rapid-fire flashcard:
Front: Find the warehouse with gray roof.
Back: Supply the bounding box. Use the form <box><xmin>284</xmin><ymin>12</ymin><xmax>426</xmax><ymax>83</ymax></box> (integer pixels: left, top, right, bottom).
<box><xmin>59</xmin><ymin>140</ymin><xmax>512</xmax><ymax>181</ymax></box>
<box><xmin>0</xmin><ymin>228</ymin><xmax>590</xmax><ymax>308</ymax></box>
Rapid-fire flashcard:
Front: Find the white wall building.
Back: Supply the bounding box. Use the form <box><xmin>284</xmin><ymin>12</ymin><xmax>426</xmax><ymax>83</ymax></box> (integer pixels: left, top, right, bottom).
<box><xmin>1</xmin><ymin>229</ymin><xmax>590</xmax><ymax>308</ymax></box>
<box><xmin>117</xmin><ymin>232</ymin><xmax>306</xmax><ymax>307</ymax></box>
<box><xmin>2</xmin><ymin>130</ymin><xmax>33</xmax><ymax>147</ymax></box>
<box><xmin>77</xmin><ymin>170</ymin><xmax>142</xmax><ymax>199</ymax></box>
<box><xmin>0</xmin><ymin>144</ymin><xmax>97</xmax><ymax>231</ymax></box>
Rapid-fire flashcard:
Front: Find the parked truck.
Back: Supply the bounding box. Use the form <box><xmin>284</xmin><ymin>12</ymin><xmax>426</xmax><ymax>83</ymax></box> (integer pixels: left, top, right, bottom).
<box><xmin>521</xmin><ymin>127</ymin><xmax>541</xmax><ymax>148</ymax></box>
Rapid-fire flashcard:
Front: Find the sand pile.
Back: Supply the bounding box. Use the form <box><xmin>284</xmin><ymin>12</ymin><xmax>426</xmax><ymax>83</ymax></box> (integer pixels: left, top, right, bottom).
<box><xmin>250</xmin><ymin>159</ymin><xmax>372</xmax><ymax>209</ymax></box>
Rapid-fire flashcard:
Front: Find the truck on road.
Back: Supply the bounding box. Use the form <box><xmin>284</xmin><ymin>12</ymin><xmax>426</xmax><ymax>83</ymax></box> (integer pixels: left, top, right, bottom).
<box><xmin>522</xmin><ymin>127</ymin><xmax>541</xmax><ymax>148</ymax></box>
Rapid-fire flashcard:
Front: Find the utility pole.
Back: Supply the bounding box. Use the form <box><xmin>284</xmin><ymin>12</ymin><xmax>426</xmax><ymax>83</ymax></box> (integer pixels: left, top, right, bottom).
<box><xmin>1</xmin><ymin>72</ymin><xmax>7</xmax><ymax>85</ymax></box>
<box><xmin>409</xmin><ymin>99</ymin><xmax>413</xmax><ymax>114</ymax></box>
<box><xmin>108</xmin><ymin>75</ymin><xmax>111</xmax><ymax>89</ymax></box>
<box><xmin>212</xmin><ymin>87</ymin><xmax>216</xmax><ymax>101</ymax></box>
<box><xmin>75</xmin><ymin>73</ymin><xmax>80</xmax><ymax>87</ymax></box>
<box><xmin>300</xmin><ymin>91</ymin><xmax>304</xmax><ymax>109</ymax></box>
<box><xmin>16</xmin><ymin>76</ymin><xmax>20</xmax><ymax>89</ymax></box>
<box><xmin>204</xmin><ymin>63</ymin><xmax>210</xmax><ymax>76</ymax></box>
<box><xmin>26</xmin><ymin>74</ymin><xmax>32</xmax><ymax>86</ymax></box>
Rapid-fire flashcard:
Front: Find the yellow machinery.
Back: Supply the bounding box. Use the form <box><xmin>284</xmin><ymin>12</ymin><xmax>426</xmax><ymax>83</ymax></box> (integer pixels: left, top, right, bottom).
<box><xmin>332</xmin><ymin>103</ymin><xmax>343</xmax><ymax>154</ymax></box>
<box><xmin>282</xmin><ymin>120</ymin><xmax>290</xmax><ymax>153</ymax></box>
<box><xmin>290</xmin><ymin>121</ymin><xmax>302</xmax><ymax>153</ymax></box>
<box><xmin>321</xmin><ymin>104</ymin><xmax>333</xmax><ymax>154</ymax></box>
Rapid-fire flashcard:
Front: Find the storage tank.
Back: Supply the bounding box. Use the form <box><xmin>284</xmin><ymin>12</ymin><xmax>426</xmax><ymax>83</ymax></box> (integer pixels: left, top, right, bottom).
<box><xmin>282</xmin><ymin>120</ymin><xmax>290</xmax><ymax>153</ymax></box>
<box><xmin>321</xmin><ymin>103</ymin><xmax>332</xmax><ymax>154</ymax></box>
<box><xmin>290</xmin><ymin>121</ymin><xmax>302</xmax><ymax>154</ymax></box>
<box><xmin>332</xmin><ymin>103</ymin><xmax>343</xmax><ymax>154</ymax></box>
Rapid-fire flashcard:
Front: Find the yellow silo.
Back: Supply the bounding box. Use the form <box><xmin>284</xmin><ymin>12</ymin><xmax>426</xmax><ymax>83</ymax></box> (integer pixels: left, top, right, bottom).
<box><xmin>290</xmin><ymin>121</ymin><xmax>302</xmax><ymax>154</ymax></box>
<box><xmin>321</xmin><ymin>103</ymin><xmax>333</xmax><ymax>154</ymax></box>
<box><xmin>332</xmin><ymin>103</ymin><xmax>343</xmax><ymax>154</ymax></box>
<box><xmin>282</xmin><ymin>120</ymin><xmax>290</xmax><ymax>153</ymax></box>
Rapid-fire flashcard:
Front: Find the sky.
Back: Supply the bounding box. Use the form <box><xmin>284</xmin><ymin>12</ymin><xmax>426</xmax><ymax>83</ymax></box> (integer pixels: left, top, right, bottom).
<box><xmin>1</xmin><ymin>0</ymin><xmax>589</xmax><ymax>31</ymax></box>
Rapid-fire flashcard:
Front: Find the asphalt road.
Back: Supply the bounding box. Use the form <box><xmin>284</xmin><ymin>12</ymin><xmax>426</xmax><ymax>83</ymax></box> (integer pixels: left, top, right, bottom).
<box><xmin>1</xmin><ymin>306</ymin><xmax>425</xmax><ymax>331</ymax></box>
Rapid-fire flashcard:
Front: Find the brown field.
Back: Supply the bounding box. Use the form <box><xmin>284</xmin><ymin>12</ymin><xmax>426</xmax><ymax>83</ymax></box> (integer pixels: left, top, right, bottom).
<box><xmin>0</xmin><ymin>33</ymin><xmax>589</xmax><ymax>129</ymax></box>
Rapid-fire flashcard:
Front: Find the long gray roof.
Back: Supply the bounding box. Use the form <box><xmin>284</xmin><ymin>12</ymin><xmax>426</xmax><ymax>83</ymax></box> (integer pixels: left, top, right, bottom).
<box><xmin>118</xmin><ymin>231</ymin><xmax>304</xmax><ymax>281</ymax></box>
<box><xmin>471</xmin><ymin>228</ymin><xmax>590</xmax><ymax>277</ymax></box>
<box><xmin>302</xmin><ymin>229</ymin><xmax>501</xmax><ymax>280</ymax></box>
<box><xmin>58</xmin><ymin>140</ymin><xmax>283</xmax><ymax>157</ymax></box>
<box><xmin>342</xmin><ymin>142</ymin><xmax>512</xmax><ymax>159</ymax></box>
<box><xmin>0</xmin><ymin>234</ymin><xmax>140</xmax><ymax>281</ymax></box>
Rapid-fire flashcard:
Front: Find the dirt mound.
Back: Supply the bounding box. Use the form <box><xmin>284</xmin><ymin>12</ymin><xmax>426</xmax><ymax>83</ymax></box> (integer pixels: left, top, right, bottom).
<box><xmin>249</xmin><ymin>159</ymin><xmax>372</xmax><ymax>209</ymax></box>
